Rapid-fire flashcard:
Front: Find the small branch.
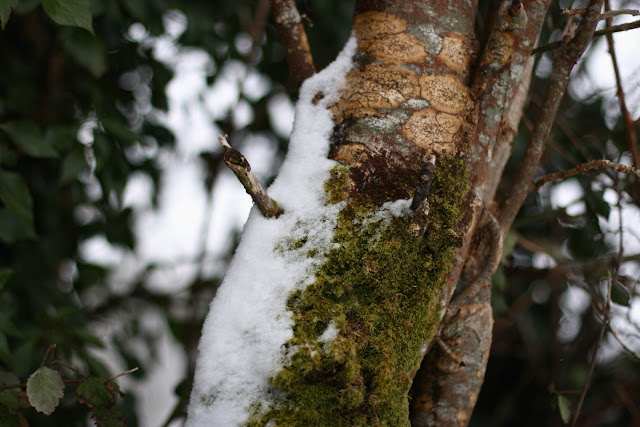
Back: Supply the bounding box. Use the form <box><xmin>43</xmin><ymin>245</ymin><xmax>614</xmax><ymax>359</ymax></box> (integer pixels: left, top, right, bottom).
<box><xmin>108</xmin><ymin>367</ymin><xmax>139</xmax><ymax>381</ymax></box>
<box><xmin>0</xmin><ymin>383</ymin><xmax>26</xmax><ymax>391</ymax></box>
<box><xmin>218</xmin><ymin>135</ymin><xmax>283</xmax><ymax>218</ymax></box>
<box><xmin>530</xmin><ymin>159</ymin><xmax>640</xmax><ymax>192</ymax></box>
<box><xmin>40</xmin><ymin>344</ymin><xmax>56</xmax><ymax>368</ymax></box>
<box><xmin>603</xmin><ymin>0</ymin><xmax>640</xmax><ymax>181</ymax></box>
<box><xmin>532</xmin><ymin>19</ymin><xmax>640</xmax><ymax>55</ymax></box>
<box><xmin>608</xmin><ymin>325</ymin><xmax>640</xmax><ymax>360</ymax></box>
<box><xmin>52</xmin><ymin>360</ymin><xmax>86</xmax><ymax>378</ymax></box>
<box><xmin>498</xmin><ymin>0</ymin><xmax>604</xmax><ymax>233</ymax></box>
<box><xmin>571</xmin><ymin>274</ymin><xmax>612</xmax><ymax>426</ymax></box>
<box><xmin>269</xmin><ymin>0</ymin><xmax>315</xmax><ymax>90</ymax></box>
<box><xmin>562</xmin><ymin>7</ymin><xmax>640</xmax><ymax>20</ymax></box>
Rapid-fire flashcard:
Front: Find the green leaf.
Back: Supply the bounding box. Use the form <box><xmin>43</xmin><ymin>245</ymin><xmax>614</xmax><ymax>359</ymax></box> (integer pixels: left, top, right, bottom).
<box><xmin>0</xmin><ymin>333</ymin><xmax>12</xmax><ymax>366</ymax></box>
<box><xmin>0</xmin><ymin>0</ymin><xmax>17</xmax><ymax>30</ymax></box>
<box><xmin>42</xmin><ymin>0</ymin><xmax>93</xmax><ymax>34</ymax></box>
<box><xmin>62</xmin><ymin>29</ymin><xmax>107</xmax><ymax>77</ymax></box>
<box><xmin>60</xmin><ymin>148</ymin><xmax>88</xmax><ymax>185</ymax></box>
<box><xmin>77</xmin><ymin>377</ymin><xmax>125</xmax><ymax>426</ymax></box>
<box><xmin>0</xmin><ymin>209</ymin><xmax>36</xmax><ymax>243</ymax></box>
<box><xmin>26</xmin><ymin>367</ymin><xmax>65</xmax><ymax>415</ymax></box>
<box><xmin>0</xmin><ymin>170</ymin><xmax>33</xmax><ymax>226</ymax></box>
<box><xmin>558</xmin><ymin>395</ymin><xmax>571</xmax><ymax>424</ymax></box>
<box><xmin>0</xmin><ymin>391</ymin><xmax>18</xmax><ymax>413</ymax></box>
<box><xmin>0</xmin><ymin>371</ymin><xmax>20</xmax><ymax>388</ymax></box>
<box><xmin>0</xmin><ymin>121</ymin><xmax>57</xmax><ymax>158</ymax></box>
<box><xmin>0</xmin><ymin>268</ymin><xmax>12</xmax><ymax>288</ymax></box>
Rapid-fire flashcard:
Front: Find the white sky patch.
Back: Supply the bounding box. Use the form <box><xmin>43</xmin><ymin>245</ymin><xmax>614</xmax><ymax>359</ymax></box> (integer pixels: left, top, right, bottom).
<box><xmin>549</xmin><ymin>178</ymin><xmax>585</xmax><ymax>216</ymax></box>
<box><xmin>186</xmin><ymin>36</ymin><xmax>357</xmax><ymax>426</ymax></box>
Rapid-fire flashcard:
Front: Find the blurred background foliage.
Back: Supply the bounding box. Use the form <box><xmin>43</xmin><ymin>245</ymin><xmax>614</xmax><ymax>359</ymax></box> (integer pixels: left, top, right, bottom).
<box><xmin>0</xmin><ymin>0</ymin><xmax>639</xmax><ymax>425</ymax></box>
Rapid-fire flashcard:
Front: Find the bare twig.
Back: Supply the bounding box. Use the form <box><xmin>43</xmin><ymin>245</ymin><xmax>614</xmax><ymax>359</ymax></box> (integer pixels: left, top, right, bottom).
<box><xmin>108</xmin><ymin>367</ymin><xmax>139</xmax><ymax>381</ymax></box>
<box><xmin>571</xmin><ymin>274</ymin><xmax>611</xmax><ymax>426</ymax></box>
<box><xmin>603</xmin><ymin>0</ymin><xmax>640</xmax><ymax>183</ymax></box>
<box><xmin>532</xmin><ymin>19</ymin><xmax>640</xmax><ymax>55</ymax></box>
<box><xmin>562</xmin><ymin>8</ymin><xmax>640</xmax><ymax>20</ymax></box>
<box><xmin>40</xmin><ymin>344</ymin><xmax>56</xmax><ymax>368</ymax></box>
<box><xmin>498</xmin><ymin>0</ymin><xmax>604</xmax><ymax>233</ymax></box>
<box><xmin>269</xmin><ymin>0</ymin><xmax>315</xmax><ymax>90</ymax></box>
<box><xmin>531</xmin><ymin>159</ymin><xmax>640</xmax><ymax>192</ymax></box>
<box><xmin>218</xmin><ymin>135</ymin><xmax>282</xmax><ymax>218</ymax></box>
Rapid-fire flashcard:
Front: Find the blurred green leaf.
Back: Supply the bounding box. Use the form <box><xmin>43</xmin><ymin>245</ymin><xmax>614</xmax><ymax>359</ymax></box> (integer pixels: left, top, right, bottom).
<box><xmin>26</xmin><ymin>367</ymin><xmax>65</xmax><ymax>415</ymax></box>
<box><xmin>100</xmin><ymin>118</ymin><xmax>139</xmax><ymax>145</ymax></box>
<box><xmin>77</xmin><ymin>377</ymin><xmax>125</xmax><ymax>426</ymax></box>
<box><xmin>60</xmin><ymin>148</ymin><xmax>88</xmax><ymax>185</ymax></box>
<box><xmin>42</xmin><ymin>0</ymin><xmax>94</xmax><ymax>34</ymax></box>
<box><xmin>62</xmin><ymin>28</ymin><xmax>107</xmax><ymax>77</ymax></box>
<box><xmin>0</xmin><ymin>371</ymin><xmax>20</xmax><ymax>387</ymax></box>
<box><xmin>0</xmin><ymin>170</ymin><xmax>33</xmax><ymax>226</ymax></box>
<box><xmin>0</xmin><ymin>268</ymin><xmax>12</xmax><ymax>289</ymax></box>
<box><xmin>0</xmin><ymin>0</ymin><xmax>16</xmax><ymax>30</ymax></box>
<box><xmin>557</xmin><ymin>395</ymin><xmax>571</xmax><ymax>424</ymax></box>
<box><xmin>0</xmin><ymin>209</ymin><xmax>36</xmax><ymax>243</ymax></box>
<box><xmin>0</xmin><ymin>333</ymin><xmax>12</xmax><ymax>366</ymax></box>
<box><xmin>610</xmin><ymin>283</ymin><xmax>631</xmax><ymax>307</ymax></box>
<box><xmin>0</xmin><ymin>121</ymin><xmax>57</xmax><ymax>158</ymax></box>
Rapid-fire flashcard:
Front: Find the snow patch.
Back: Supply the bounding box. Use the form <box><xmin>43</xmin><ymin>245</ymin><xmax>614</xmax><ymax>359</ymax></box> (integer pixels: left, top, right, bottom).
<box><xmin>186</xmin><ymin>37</ymin><xmax>357</xmax><ymax>426</ymax></box>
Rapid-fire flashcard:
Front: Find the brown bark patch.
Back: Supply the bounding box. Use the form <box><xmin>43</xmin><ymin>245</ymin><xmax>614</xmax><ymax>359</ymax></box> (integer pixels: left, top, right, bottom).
<box><xmin>419</xmin><ymin>74</ymin><xmax>470</xmax><ymax>114</ymax></box>
<box><xmin>330</xmin><ymin>65</ymin><xmax>420</xmax><ymax>121</ymax></box>
<box><xmin>364</xmin><ymin>33</ymin><xmax>427</xmax><ymax>64</ymax></box>
<box><xmin>438</xmin><ymin>35</ymin><xmax>473</xmax><ymax>74</ymax></box>
<box><xmin>481</xmin><ymin>31</ymin><xmax>515</xmax><ymax>67</ymax></box>
<box><xmin>402</xmin><ymin>108</ymin><xmax>462</xmax><ymax>155</ymax></box>
<box><xmin>353</xmin><ymin>11</ymin><xmax>407</xmax><ymax>43</ymax></box>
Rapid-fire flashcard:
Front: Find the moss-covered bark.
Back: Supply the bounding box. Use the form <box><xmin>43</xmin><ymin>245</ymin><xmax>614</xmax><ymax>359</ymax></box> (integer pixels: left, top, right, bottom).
<box><xmin>249</xmin><ymin>158</ymin><xmax>468</xmax><ymax>425</ymax></box>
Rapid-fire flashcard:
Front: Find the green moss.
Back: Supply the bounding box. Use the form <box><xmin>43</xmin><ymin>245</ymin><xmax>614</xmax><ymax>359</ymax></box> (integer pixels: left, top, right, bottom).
<box><xmin>249</xmin><ymin>157</ymin><xmax>468</xmax><ymax>426</ymax></box>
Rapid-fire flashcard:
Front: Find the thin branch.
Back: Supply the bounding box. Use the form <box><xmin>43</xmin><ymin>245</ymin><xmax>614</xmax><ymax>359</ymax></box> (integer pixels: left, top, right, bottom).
<box><xmin>52</xmin><ymin>360</ymin><xmax>86</xmax><ymax>378</ymax></box>
<box><xmin>603</xmin><ymin>0</ymin><xmax>640</xmax><ymax>181</ymax></box>
<box><xmin>562</xmin><ymin>8</ymin><xmax>640</xmax><ymax>20</ymax></box>
<box><xmin>108</xmin><ymin>367</ymin><xmax>139</xmax><ymax>381</ymax></box>
<box><xmin>40</xmin><ymin>344</ymin><xmax>56</xmax><ymax>368</ymax></box>
<box><xmin>571</xmin><ymin>275</ymin><xmax>611</xmax><ymax>426</ymax></box>
<box><xmin>608</xmin><ymin>325</ymin><xmax>640</xmax><ymax>360</ymax></box>
<box><xmin>532</xmin><ymin>19</ymin><xmax>640</xmax><ymax>55</ymax></box>
<box><xmin>218</xmin><ymin>135</ymin><xmax>282</xmax><ymax>218</ymax></box>
<box><xmin>531</xmin><ymin>159</ymin><xmax>640</xmax><ymax>192</ymax></box>
<box><xmin>498</xmin><ymin>0</ymin><xmax>604</xmax><ymax>233</ymax></box>
<box><xmin>269</xmin><ymin>0</ymin><xmax>315</xmax><ymax>90</ymax></box>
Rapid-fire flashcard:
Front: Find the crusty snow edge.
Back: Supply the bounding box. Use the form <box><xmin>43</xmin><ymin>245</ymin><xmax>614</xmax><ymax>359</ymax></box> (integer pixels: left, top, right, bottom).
<box><xmin>186</xmin><ymin>37</ymin><xmax>357</xmax><ymax>426</ymax></box>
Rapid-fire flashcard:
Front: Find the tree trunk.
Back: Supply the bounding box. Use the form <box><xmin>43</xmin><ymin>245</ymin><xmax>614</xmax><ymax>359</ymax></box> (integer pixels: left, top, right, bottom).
<box><xmin>187</xmin><ymin>0</ymin><xmax>561</xmax><ymax>425</ymax></box>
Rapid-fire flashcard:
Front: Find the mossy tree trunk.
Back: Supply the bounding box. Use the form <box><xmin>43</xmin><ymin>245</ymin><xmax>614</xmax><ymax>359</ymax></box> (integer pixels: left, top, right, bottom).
<box><xmin>198</xmin><ymin>0</ymin><xmax>606</xmax><ymax>424</ymax></box>
<box><xmin>303</xmin><ymin>1</ymin><xmax>551</xmax><ymax>425</ymax></box>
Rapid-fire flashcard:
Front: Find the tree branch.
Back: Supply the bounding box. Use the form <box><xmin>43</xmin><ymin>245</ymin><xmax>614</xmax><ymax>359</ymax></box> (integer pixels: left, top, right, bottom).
<box><xmin>532</xmin><ymin>19</ymin><xmax>640</xmax><ymax>55</ymax></box>
<box><xmin>603</xmin><ymin>0</ymin><xmax>640</xmax><ymax>179</ymax></box>
<box><xmin>218</xmin><ymin>135</ymin><xmax>282</xmax><ymax>218</ymax></box>
<box><xmin>498</xmin><ymin>0</ymin><xmax>604</xmax><ymax>233</ymax></box>
<box><xmin>530</xmin><ymin>159</ymin><xmax>640</xmax><ymax>192</ymax></box>
<box><xmin>269</xmin><ymin>0</ymin><xmax>315</xmax><ymax>90</ymax></box>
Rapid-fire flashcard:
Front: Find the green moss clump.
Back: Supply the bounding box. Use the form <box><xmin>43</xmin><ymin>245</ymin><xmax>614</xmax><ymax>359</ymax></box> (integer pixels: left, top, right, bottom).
<box><xmin>249</xmin><ymin>157</ymin><xmax>468</xmax><ymax>426</ymax></box>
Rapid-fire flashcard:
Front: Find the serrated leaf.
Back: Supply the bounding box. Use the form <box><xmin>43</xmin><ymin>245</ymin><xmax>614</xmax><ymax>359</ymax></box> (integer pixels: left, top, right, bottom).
<box><xmin>42</xmin><ymin>0</ymin><xmax>93</xmax><ymax>34</ymax></box>
<box><xmin>0</xmin><ymin>209</ymin><xmax>36</xmax><ymax>243</ymax></box>
<box><xmin>0</xmin><ymin>121</ymin><xmax>57</xmax><ymax>158</ymax></box>
<box><xmin>0</xmin><ymin>0</ymin><xmax>17</xmax><ymax>30</ymax></box>
<box><xmin>558</xmin><ymin>395</ymin><xmax>571</xmax><ymax>424</ymax></box>
<box><xmin>26</xmin><ymin>367</ymin><xmax>65</xmax><ymax>416</ymax></box>
<box><xmin>0</xmin><ymin>170</ymin><xmax>33</xmax><ymax>226</ymax></box>
<box><xmin>60</xmin><ymin>148</ymin><xmax>88</xmax><ymax>185</ymax></box>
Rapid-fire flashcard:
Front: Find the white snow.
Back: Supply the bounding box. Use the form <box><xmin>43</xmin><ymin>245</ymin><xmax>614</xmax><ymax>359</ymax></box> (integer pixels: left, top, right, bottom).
<box><xmin>186</xmin><ymin>37</ymin><xmax>357</xmax><ymax>426</ymax></box>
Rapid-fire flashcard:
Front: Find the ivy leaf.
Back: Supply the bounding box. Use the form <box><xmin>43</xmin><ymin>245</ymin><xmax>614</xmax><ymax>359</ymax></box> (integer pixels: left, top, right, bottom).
<box><xmin>77</xmin><ymin>377</ymin><xmax>125</xmax><ymax>426</ymax></box>
<box><xmin>558</xmin><ymin>395</ymin><xmax>571</xmax><ymax>424</ymax></box>
<box><xmin>41</xmin><ymin>0</ymin><xmax>94</xmax><ymax>34</ymax></box>
<box><xmin>26</xmin><ymin>367</ymin><xmax>65</xmax><ymax>415</ymax></box>
<box><xmin>0</xmin><ymin>170</ymin><xmax>33</xmax><ymax>227</ymax></box>
<box><xmin>0</xmin><ymin>0</ymin><xmax>17</xmax><ymax>30</ymax></box>
<box><xmin>0</xmin><ymin>121</ymin><xmax>58</xmax><ymax>158</ymax></box>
